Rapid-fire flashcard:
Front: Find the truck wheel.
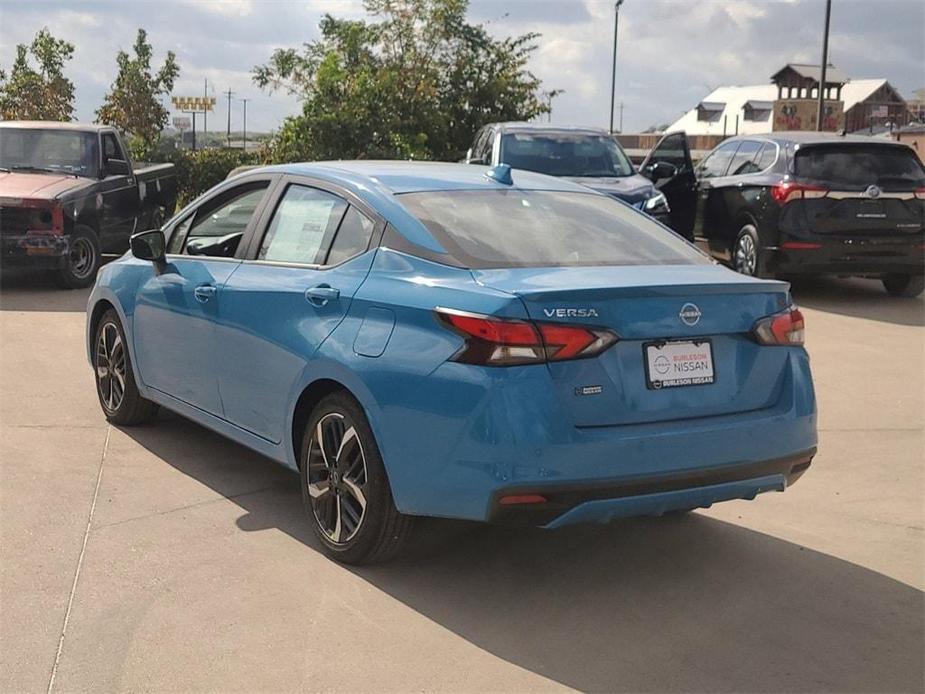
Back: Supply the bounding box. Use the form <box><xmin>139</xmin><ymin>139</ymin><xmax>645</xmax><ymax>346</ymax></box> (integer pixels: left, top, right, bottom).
<box><xmin>54</xmin><ymin>226</ymin><xmax>100</xmax><ymax>289</ymax></box>
<box><xmin>93</xmin><ymin>309</ymin><xmax>159</xmax><ymax>425</ymax></box>
<box><xmin>882</xmin><ymin>274</ymin><xmax>924</xmax><ymax>298</ymax></box>
<box><xmin>300</xmin><ymin>391</ymin><xmax>415</xmax><ymax>564</ymax></box>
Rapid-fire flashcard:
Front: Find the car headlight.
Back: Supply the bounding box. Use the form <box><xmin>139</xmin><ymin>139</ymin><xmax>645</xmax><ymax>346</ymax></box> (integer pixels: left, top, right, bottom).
<box><xmin>644</xmin><ymin>191</ymin><xmax>669</xmax><ymax>212</ymax></box>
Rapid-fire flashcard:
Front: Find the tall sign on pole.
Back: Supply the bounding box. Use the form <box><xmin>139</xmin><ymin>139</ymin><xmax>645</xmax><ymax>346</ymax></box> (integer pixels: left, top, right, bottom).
<box><xmin>171</xmin><ymin>96</ymin><xmax>216</xmax><ymax>150</ymax></box>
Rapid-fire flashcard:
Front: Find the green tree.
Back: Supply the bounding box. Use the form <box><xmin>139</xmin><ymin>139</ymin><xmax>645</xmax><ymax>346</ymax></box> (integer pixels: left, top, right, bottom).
<box><xmin>253</xmin><ymin>0</ymin><xmax>548</xmax><ymax>162</ymax></box>
<box><xmin>0</xmin><ymin>28</ymin><xmax>76</xmax><ymax>121</ymax></box>
<box><xmin>97</xmin><ymin>29</ymin><xmax>180</xmax><ymax>157</ymax></box>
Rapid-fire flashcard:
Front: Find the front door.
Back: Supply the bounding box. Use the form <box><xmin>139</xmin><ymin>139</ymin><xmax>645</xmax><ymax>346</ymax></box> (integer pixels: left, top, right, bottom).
<box><xmin>640</xmin><ymin>131</ymin><xmax>696</xmax><ymax>238</ymax></box>
<box><xmin>216</xmin><ymin>181</ymin><xmax>381</xmax><ymax>443</ymax></box>
<box><xmin>692</xmin><ymin>139</ymin><xmax>743</xmax><ymax>256</ymax></box>
<box><xmin>98</xmin><ymin>131</ymin><xmax>140</xmax><ymax>252</ymax></box>
<box><xmin>132</xmin><ymin>181</ymin><xmax>272</xmax><ymax>415</ymax></box>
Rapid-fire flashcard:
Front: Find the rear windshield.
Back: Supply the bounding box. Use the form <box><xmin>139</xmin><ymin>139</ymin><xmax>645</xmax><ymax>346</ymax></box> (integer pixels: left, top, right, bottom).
<box><xmin>398</xmin><ymin>190</ymin><xmax>708</xmax><ymax>269</ymax></box>
<box><xmin>794</xmin><ymin>144</ymin><xmax>925</xmax><ymax>190</ymax></box>
<box><xmin>499</xmin><ymin>133</ymin><xmax>634</xmax><ymax>178</ymax></box>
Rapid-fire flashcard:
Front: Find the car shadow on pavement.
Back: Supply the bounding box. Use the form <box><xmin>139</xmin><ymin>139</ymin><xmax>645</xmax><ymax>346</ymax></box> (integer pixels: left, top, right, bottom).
<box><xmin>0</xmin><ymin>269</ymin><xmax>93</xmax><ymax>312</ymax></box>
<box><xmin>789</xmin><ymin>276</ymin><xmax>924</xmax><ymax>327</ymax></box>
<box><xmin>124</xmin><ymin>411</ymin><xmax>925</xmax><ymax>693</ymax></box>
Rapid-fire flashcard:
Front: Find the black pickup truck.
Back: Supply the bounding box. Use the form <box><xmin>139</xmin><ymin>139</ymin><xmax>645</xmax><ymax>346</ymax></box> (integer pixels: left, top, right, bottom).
<box><xmin>0</xmin><ymin>121</ymin><xmax>177</xmax><ymax>288</ymax></box>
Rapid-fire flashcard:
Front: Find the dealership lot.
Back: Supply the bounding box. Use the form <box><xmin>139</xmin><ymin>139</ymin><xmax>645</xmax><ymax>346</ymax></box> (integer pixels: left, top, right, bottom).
<box><xmin>1</xmin><ymin>274</ymin><xmax>922</xmax><ymax>692</ymax></box>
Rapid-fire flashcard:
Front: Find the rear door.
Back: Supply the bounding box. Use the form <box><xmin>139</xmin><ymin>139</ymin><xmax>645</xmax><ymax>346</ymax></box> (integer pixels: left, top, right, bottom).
<box><xmin>215</xmin><ymin>177</ymin><xmax>382</xmax><ymax>443</ymax></box>
<box><xmin>641</xmin><ymin>131</ymin><xmax>696</xmax><ymax>237</ymax></box>
<box><xmin>790</xmin><ymin>143</ymin><xmax>924</xmax><ymax>237</ymax></box>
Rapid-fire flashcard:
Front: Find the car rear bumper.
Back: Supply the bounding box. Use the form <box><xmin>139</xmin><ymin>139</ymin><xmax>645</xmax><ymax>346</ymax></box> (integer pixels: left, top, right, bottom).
<box><xmin>767</xmin><ymin>234</ymin><xmax>924</xmax><ymax>276</ymax></box>
<box><xmin>1</xmin><ymin>233</ymin><xmax>69</xmax><ymax>268</ymax></box>
<box><xmin>376</xmin><ymin>348</ymin><xmax>817</xmax><ymax>524</ymax></box>
<box><xmin>489</xmin><ymin>449</ymin><xmax>814</xmax><ymax>527</ymax></box>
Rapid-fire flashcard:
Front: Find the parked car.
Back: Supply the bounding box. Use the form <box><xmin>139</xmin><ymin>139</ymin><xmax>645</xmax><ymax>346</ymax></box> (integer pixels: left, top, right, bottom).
<box><xmin>465</xmin><ymin>123</ymin><xmax>674</xmax><ymax>227</ymax></box>
<box><xmin>87</xmin><ymin>161</ymin><xmax>817</xmax><ymax>564</ymax></box>
<box><xmin>640</xmin><ymin>131</ymin><xmax>925</xmax><ymax>297</ymax></box>
<box><xmin>0</xmin><ymin>121</ymin><xmax>177</xmax><ymax>288</ymax></box>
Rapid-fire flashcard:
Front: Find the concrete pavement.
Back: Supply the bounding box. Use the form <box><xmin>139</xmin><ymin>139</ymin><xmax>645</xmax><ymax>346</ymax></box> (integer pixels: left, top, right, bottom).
<box><xmin>1</xmin><ymin>275</ymin><xmax>922</xmax><ymax>692</ymax></box>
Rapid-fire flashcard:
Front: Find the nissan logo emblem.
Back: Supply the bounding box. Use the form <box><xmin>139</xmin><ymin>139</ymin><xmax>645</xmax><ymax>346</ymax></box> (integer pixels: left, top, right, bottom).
<box><xmin>865</xmin><ymin>185</ymin><xmax>881</xmax><ymax>199</ymax></box>
<box><xmin>679</xmin><ymin>303</ymin><xmax>702</xmax><ymax>326</ymax></box>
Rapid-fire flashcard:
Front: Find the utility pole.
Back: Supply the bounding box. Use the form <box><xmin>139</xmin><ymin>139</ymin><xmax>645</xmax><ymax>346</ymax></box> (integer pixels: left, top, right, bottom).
<box><xmin>609</xmin><ymin>0</ymin><xmax>625</xmax><ymax>133</ymax></box>
<box><xmin>816</xmin><ymin>0</ymin><xmax>832</xmax><ymax>131</ymax></box>
<box><xmin>225</xmin><ymin>88</ymin><xmax>235</xmax><ymax>146</ymax></box>
<box><xmin>240</xmin><ymin>98</ymin><xmax>249</xmax><ymax>150</ymax></box>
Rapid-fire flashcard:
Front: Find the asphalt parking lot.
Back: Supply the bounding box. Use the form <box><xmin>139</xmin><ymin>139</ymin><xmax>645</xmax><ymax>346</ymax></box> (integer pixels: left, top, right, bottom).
<box><xmin>1</xmin><ymin>272</ymin><xmax>922</xmax><ymax>693</ymax></box>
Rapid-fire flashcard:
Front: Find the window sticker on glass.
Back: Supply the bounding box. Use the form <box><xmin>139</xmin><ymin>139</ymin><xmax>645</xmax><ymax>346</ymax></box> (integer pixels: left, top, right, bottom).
<box><xmin>260</xmin><ymin>186</ymin><xmax>346</xmax><ymax>264</ymax></box>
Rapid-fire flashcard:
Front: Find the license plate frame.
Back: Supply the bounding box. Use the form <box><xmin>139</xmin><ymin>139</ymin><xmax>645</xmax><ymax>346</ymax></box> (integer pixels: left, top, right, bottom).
<box><xmin>643</xmin><ymin>339</ymin><xmax>716</xmax><ymax>390</ymax></box>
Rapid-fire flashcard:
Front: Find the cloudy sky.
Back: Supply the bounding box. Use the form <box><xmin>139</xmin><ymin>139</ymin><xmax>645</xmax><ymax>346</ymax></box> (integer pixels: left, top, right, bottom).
<box><xmin>1</xmin><ymin>0</ymin><xmax>923</xmax><ymax>134</ymax></box>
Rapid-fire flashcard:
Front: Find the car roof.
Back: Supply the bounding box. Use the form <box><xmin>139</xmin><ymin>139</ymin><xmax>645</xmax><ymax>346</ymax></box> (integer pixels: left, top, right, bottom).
<box><xmin>0</xmin><ymin>121</ymin><xmax>106</xmax><ymax>133</ymax></box>
<box><xmin>241</xmin><ymin>160</ymin><xmax>601</xmax><ymax>255</ymax></box>
<box><xmin>725</xmin><ymin>131</ymin><xmax>912</xmax><ymax>148</ymax></box>
<box><xmin>490</xmin><ymin>122</ymin><xmax>612</xmax><ymax>137</ymax></box>
<box><xmin>258</xmin><ymin>160</ymin><xmax>595</xmax><ymax>194</ymax></box>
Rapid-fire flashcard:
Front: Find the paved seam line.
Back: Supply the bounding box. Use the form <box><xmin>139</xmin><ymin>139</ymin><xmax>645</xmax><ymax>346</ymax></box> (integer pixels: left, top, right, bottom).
<box><xmin>46</xmin><ymin>425</ymin><xmax>111</xmax><ymax>694</ymax></box>
<box><xmin>93</xmin><ymin>485</ymin><xmax>279</xmax><ymax>530</ymax></box>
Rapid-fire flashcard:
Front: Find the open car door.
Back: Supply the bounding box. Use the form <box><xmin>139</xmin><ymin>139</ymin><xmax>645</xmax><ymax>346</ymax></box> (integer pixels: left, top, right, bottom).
<box><xmin>640</xmin><ymin>131</ymin><xmax>697</xmax><ymax>240</ymax></box>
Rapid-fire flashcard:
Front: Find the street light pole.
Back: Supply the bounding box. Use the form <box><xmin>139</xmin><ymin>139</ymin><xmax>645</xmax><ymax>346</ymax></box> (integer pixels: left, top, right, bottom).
<box><xmin>609</xmin><ymin>0</ymin><xmax>625</xmax><ymax>134</ymax></box>
<box><xmin>816</xmin><ymin>0</ymin><xmax>832</xmax><ymax>131</ymax></box>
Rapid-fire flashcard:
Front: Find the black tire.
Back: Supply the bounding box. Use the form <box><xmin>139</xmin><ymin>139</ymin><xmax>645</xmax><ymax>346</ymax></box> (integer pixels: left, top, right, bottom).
<box><xmin>54</xmin><ymin>226</ymin><xmax>101</xmax><ymax>289</ymax></box>
<box><xmin>882</xmin><ymin>274</ymin><xmax>924</xmax><ymax>298</ymax></box>
<box><xmin>300</xmin><ymin>391</ymin><xmax>414</xmax><ymax>564</ymax></box>
<box><xmin>731</xmin><ymin>223</ymin><xmax>767</xmax><ymax>278</ymax></box>
<box><xmin>93</xmin><ymin>309</ymin><xmax>159</xmax><ymax>425</ymax></box>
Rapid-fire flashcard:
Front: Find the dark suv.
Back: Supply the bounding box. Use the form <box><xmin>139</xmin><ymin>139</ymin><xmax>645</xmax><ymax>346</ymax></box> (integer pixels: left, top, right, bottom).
<box><xmin>466</xmin><ymin>123</ymin><xmax>672</xmax><ymax>226</ymax></box>
<box><xmin>642</xmin><ymin>131</ymin><xmax>925</xmax><ymax>297</ymax></box>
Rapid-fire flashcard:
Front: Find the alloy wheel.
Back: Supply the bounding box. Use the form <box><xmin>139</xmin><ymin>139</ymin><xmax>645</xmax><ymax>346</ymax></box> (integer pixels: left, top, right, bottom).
<box><xmin>306</xmin><ymin>412</ymin><xmax>369</xmax><ymax>544</ymax></box>
<box><xmin>96</xmin><ymin>322</ymin><xmax>126</xmax><ymax>411</ymax></box>
<box><xmin>734</xmin><ymin>233</ymin><xmax>757</xmax><ymax>276</ymax></box>
<box><xmin>69</xmin><ymin>237</ymin><xmax>96</xmax><ymax>279</ymax></box>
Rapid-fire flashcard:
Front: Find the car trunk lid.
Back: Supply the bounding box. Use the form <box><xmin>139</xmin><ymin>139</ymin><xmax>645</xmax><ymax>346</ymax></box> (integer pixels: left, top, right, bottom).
<box><xmin>473</xmin><ymin>264</ymin><xmax>794</xmax><ymax>427</ymax></box>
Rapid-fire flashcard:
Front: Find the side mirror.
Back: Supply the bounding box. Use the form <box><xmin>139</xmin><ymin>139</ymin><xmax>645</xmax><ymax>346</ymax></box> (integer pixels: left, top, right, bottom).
<box><xmin>105</xmin><ymin>158</ymin><xmax>131</xmax><ymax>177</ymax></box>
<box><xmin>131</xmin><ymin>229</ymin><xmax>167</xmax><ymax>272</ymax></box>
<box><xmin>644</xmin><ymin>161</ymin><xmax>678</xmax><ymax>182</ymax></box>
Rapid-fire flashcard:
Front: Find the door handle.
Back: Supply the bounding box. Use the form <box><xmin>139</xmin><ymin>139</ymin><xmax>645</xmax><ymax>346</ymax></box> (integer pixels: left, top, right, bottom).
<box><xmin>194</xmin><ymin>284</ymin><xmax>217</xmax><ymax>303</ymax></box>
<box><xmin>305</xmin><ymin>284</ymin><xmax>340</xmax><ymax>307</ymax></box>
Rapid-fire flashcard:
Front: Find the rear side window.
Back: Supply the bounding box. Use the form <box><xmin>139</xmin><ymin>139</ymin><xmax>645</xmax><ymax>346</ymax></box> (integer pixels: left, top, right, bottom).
<box><xmin>326</xmin><ymin>206</ymin><xmax>375</xmax><ymax>265</ymax></box>
<box><xmin>398</xmin><ymin>190</ymin><xmax>708</xmax><ymax>269</ymax></box>
<box><xmin>794</xmin><ymin>145</ymin><xmax>925</xmax><ymax>189</ymax></box>
<box><xmin>259</xmin><ymin>185</ymin><xmax>347</xmax><ymax>265</ymax></box>
<box><xmin>754</xmin><ymin>142</ymin><xmax>778</xmax><ymax>171</ymax></box>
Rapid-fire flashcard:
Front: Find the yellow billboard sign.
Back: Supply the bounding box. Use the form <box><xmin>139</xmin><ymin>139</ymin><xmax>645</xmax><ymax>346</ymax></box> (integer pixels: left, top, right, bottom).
<box><xmin>171</xmin><ymin>96</ymin><xmax>216</xmax><ymax>112</ymax></box>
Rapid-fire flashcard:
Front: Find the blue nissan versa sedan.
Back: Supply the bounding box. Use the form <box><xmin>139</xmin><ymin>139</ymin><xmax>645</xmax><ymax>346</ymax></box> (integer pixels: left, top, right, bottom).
<box><xmin>86</xmin><ymin>161</ymin><xmax>817</xmax><ymax>564</ymax></box>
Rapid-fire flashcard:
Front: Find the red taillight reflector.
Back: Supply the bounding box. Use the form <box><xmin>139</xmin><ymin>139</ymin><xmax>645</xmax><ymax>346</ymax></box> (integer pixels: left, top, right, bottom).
<box><xmin>752</xmin><ymin>306</ymin><xmax>805</xmax><ymax>346</ymax></box>
<box><xmin>436</xmin><ymin>308</ymin><xmax>618</xmax><ymax>366</ymax></box>
<box><xmin>499</xmin><ymin>494</ymin><xmax>547</xmax><ymax>506</ymax></box>
<box><xmin>781</xmin><ymin>241</ymin><xmax>822</xmax><ymax>250</ymax></box>
<box><xmin>915</xmin><ymin>188</ymin><xmax>925</xmax><ymax>200</ymax></box>
<box><xmin>771</xmin><ymin>182</ymin><xmax>828</xmax><ymax>206</ymax></box>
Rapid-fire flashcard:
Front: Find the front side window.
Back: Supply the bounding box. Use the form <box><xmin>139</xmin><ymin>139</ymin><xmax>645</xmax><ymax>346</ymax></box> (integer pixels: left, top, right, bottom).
<box><xmin>399</xmin><ymin>189</ymin><xmax>708</xmax><ymax>269</ymax></box>
<box><xmin>258</xmin><ymin>185</ymin><xmax>347</xmax><ymax>265</ymax></box>
<box><xmin>499</xmin><ymin>132</ymin><xmax>635</xmax><ymax>178</ymax></box>
<box><xmin>698</xmin><ymin>141</ymin><xmax>741</xmax><ymax>179</ymax></box>
<box><xmin>102</xmin><ymin>133</ymin><xmax>123</xmax><ymax>161</ymax></box>
<box><xmin>168</xmin><ymin>182</ymin><xmax>269</xmax><ymax>257</ymax></box>
<box><xmin>648</xmin><ymin>132</ymin><xmax>691</xmax><ymax>173</ymax></box>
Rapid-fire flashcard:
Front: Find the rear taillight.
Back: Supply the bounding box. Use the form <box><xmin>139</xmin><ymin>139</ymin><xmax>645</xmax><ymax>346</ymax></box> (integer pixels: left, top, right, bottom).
<box><xmin>752</xmin><ymin>306</ymin><xmax>805</xmax><ymax>346</ymax></box>
<box><xmin>915</xmin><ymin>188</ymin><xmax>925</xmax><ymax>200</ymax></box>
<box><xmin>771</xmin><ymin>182</ymin><xmax>828</xmax><ymax>206</ymax></box>
<box><xmin>436</xmin><ymin>308</ymin><xmax>618</xmax><ymax>366</ymax></box>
